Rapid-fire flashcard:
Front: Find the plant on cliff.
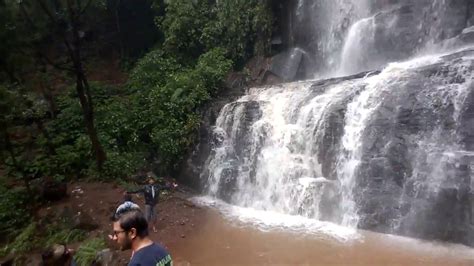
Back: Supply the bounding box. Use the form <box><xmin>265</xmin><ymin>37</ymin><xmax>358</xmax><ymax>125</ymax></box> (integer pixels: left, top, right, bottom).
<box><xmin>159</xmin><ymin>0</ymin><xmax>273</xmax><ymax>66</ymax></box>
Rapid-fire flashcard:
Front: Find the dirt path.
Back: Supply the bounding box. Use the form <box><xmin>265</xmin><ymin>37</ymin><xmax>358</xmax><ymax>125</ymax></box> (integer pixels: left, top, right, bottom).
<box><xmin>32</xmin><ymin>181</ymin><xmax>208</xmax><ymax>265</ymax></box>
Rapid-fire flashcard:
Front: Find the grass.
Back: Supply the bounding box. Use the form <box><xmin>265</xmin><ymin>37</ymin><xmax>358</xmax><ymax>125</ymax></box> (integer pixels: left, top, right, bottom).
<box><xmin>0</xmin><ymin>220</ymin><xmax>88</xmax><ymax>263</ymax></box>
<box><xmin>74</xmin><ymin>237</ymin><xmax>107</xmax><ymax>266</ymax></box>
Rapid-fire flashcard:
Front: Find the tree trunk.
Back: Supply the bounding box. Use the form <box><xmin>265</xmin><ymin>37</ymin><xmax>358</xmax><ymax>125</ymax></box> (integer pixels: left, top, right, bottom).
<box><xmin>29</xmin><ymin>0</ymin><xmax>107</xmax><ymax>170</ymax></box>
<box><xmin>76</xmin><ymin>74</ymin><xmax>107</xmax><ymax>170</ymax></box>
<box><xmin>114</xmin><ymin>0</ymin><xmax>125</xmax><ymax>58</ymax></box>
<box><xmin>67</xmin><ymin>0</ymin><xmax>107</xmax><ymax>170</ymax></box>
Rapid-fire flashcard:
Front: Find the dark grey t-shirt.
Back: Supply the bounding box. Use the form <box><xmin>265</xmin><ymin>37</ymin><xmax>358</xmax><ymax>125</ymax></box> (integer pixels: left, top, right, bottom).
<box><xmin>128</xmin><ymin>243</ymin><xmax>172</xmax><ymax>266</ymax></box>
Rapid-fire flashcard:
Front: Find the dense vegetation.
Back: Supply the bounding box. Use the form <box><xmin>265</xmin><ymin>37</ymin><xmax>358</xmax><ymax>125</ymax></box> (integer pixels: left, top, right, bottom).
<box><xmin>0</xmin><ymin>0</ymin><xmax>274</xmax><ymax>260</ymax></box>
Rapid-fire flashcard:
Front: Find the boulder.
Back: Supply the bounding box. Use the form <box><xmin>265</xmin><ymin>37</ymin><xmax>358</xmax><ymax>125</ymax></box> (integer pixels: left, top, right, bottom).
<box><xmin>268</xmin><ymin>48</ymin><xmax>304</xmax><ymax>82</ymax></box>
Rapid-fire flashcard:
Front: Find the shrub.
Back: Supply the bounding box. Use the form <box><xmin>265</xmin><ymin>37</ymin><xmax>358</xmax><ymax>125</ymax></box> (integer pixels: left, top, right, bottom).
<box><xmin>0</xmin><ymin>185</ymin><xmax>32</xmax><ymax>237</ymax></box>
<box><xmin>75</xmin><ymin>237</ymin><xmax>107</xmax><ymax>266</ymax></box>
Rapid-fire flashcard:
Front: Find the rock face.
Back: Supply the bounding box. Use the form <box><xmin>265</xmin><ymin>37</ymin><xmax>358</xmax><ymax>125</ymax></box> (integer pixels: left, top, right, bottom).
<box><xmin>270</xmin><ymin>0</ymin><xmax>474</xmax><ymax>79</ymax></box>
<box><xmin>182</xmin><ymin>47</ymin><xmax>474</xmax><ymax>246</ymax></box>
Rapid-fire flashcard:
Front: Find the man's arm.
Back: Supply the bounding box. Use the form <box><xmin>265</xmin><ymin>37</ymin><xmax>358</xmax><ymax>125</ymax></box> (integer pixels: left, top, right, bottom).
<box><xmin>156</xmin><ymin>182</ymin><xmax>178</xmax><ymax>191</ymax></box>
<box><xmin>127</xmin><ymin>187</ymin><xmax>145</xmax><ymax>194</ymax></box>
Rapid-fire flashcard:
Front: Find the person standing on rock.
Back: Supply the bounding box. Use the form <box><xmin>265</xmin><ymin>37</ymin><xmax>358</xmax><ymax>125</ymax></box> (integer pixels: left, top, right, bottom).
<box><xmin>110</xmin><ymin>207</ymin><xmax>173</xmax><ymax>266</ymax></box>
<box><xmin>127</xmin><ymin>175</ymin><xmax>177</xmax><ymax>232</ymax></box>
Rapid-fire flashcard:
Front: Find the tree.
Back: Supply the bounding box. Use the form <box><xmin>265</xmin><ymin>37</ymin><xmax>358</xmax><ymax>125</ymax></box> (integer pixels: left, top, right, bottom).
<box><xmin>18</xmin><ymin>0</ymin><xmax>107</xmax><ymax>169</ymax></box>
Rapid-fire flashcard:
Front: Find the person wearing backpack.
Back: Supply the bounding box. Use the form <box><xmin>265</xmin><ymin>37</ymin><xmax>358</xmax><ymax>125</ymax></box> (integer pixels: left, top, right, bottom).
<box><xmin>128</xmin><ymin>176</ymin><xmax>177</xmax><ymax>232</ymax></box>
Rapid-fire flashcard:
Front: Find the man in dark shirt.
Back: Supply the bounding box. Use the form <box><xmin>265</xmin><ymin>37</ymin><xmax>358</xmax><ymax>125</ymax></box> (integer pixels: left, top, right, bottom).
<box><xmin>128</xmin><ymin>177</ymin><xmax>177</xmax><ymax>232</ymax></box>
<box><xmin>110</xmin><ymin>207</ymin><xmax>172</xmax><ymax>266</ymax></box>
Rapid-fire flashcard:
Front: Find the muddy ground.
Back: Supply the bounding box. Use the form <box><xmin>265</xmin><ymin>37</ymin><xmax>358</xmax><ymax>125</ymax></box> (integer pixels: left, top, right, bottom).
<box><xmin>29</xmin><ymin>181</ymin><xmax>207</xmax><ymax>265</ymax></box>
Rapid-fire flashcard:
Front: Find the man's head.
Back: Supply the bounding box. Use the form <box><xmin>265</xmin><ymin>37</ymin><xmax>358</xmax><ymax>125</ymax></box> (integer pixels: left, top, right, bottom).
<box><xmin>147</xmin><ymin>177</ymin><xmax>155</xmax><ymax>185</ymax></box>
<box><xmin>111</xmin><ymin>208</ymin><xmax>149</xmax><ymax>251</ymax></box>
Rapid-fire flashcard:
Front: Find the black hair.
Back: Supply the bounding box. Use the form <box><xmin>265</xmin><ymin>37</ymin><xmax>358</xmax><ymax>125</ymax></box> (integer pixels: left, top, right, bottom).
<box><xmin>112</xmin><ymin>207</ymin><xmax>149</xmax><ymax>238</ymax></box>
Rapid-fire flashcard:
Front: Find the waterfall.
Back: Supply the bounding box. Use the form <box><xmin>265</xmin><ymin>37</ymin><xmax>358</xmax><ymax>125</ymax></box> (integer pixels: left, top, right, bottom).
<box><xmin>287</xmin><ymin>0</ymin><xmax>370</xmax><ymax>76</ymax></box>
<box><xmin>205</xmin><ymin>81</ymin><xmax>357</xmax><ymax>219</ymax></box>
<box><xmin>338</xmin><ymin>16</ymin><xmax>376</xmax><ymax>76</ymax></box>
<box><xmin>195</xmin><ymin>0</ymin><xmax>474</xmax><ymax>246</ymax></box>
<box><xmin>336</xmin><ymin>0</ymin><xmax>472</xmax><ymax>76</ymax></box>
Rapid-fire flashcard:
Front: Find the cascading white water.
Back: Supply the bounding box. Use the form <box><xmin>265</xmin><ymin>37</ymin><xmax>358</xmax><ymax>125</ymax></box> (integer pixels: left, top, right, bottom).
<box><xmin>338</xmin><ymin>17</ymin><xmax>376</xmax><ymax>76</ymax></box>
<box><xmin>197</xmin><ymin>0</ymin><xmax>474</xmax><ymax>245</ymax></box>
<box><xmin>288</xmin><ymin>0</ymin><xmax>370</xmax><ymax>76</ymax></box>
<box><xmin>206</xmin><ymin>81</ymin><xmax>357</xmax><ymax>219</ymax></box>
<box><xmin>314</xmin><ymin>0</ymin><xmax>370</xmax><ymax>73</ymax></box>
<box><xmin>202</xmin><ymin>50</ymin><xmax>474</xmax><ymax>229</ymax></box>
<box><xmin>392</xmin><ymin>58</ymin><xmax>474</xmax><ymax>234</ymax></box>
<box><xmin>336</xmin><ymin>0</ymin><xmax>472</xmax><ymax>76</ymax></box>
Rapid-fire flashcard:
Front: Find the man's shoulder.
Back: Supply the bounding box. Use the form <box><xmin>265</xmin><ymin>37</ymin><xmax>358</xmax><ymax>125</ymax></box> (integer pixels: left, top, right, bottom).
<box><xmin>129</xmin><ymin>243</ymin><xmax>171</xmax><ymax>266</ymax></box>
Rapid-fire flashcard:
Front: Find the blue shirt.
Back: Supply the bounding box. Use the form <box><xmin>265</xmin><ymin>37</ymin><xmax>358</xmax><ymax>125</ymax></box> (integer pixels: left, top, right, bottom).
<box><xmin>128</xmin><ymin>243</ymin><xmax>172</xmax><ymax>266</ymax></box>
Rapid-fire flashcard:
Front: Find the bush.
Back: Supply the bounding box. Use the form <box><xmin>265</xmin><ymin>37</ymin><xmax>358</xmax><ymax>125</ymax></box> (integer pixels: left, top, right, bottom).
<box><xmin>75</xmin><ymin>237</ymin><xmax>107</xmax><ymax>266</ymax></box>
<box><xmin>0</xmin><ymin>223</ymin><xmax>36</xmax><ymax>257</ymax></box>
<box><xmin>128</xmin><ymin>49</ymin><xmax>182</xmax><ymax>89</ymax></box>
<box><xmin>44</xmin><ymin>228</ymin><xmax>87</xmax><ymax>247</ymax></box>
<box><xmin>160</xmin><ymin>0</ymin><xmax>273</xmax><ymax>66</ymax></box>
<box><xmin>0</xmin><ymin>185</ymin><xmax>32</xmax><ymax>237</ymax></box>
<box><xmin>159</xmin><ymin>0</ymin><xmax>214</xmax><ymax>61</ymax></box>
<box><xmin>125</xmin><ymin>48</ymin><xmax>232</xmax><ymax>168</ymax></box>
<box><xmin>90</xmin><ymin>151</ymin><xmax>146</xmax><ymax>180</ymax></box>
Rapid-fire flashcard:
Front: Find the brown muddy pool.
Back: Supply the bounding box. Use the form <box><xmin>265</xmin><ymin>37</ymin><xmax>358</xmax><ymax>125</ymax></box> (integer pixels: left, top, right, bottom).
<box><xmin>166</xmin><ymin>203</ymin><xmax>474</xmax><ymax>266</ymax></box>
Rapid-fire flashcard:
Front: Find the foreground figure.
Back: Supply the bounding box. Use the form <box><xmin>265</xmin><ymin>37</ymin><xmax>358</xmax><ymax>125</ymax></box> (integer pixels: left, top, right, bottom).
<box><xmin>111</xmin><ymin>207</ymin><xmax>172</xmax><ymax>266</ymax></box>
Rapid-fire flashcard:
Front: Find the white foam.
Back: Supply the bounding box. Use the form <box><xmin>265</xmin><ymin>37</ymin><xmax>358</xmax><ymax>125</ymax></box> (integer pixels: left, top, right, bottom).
<box><xmin>192</xmin><ymin>196</ymin><xmax>360</xmax><ymax>243</ymax></box>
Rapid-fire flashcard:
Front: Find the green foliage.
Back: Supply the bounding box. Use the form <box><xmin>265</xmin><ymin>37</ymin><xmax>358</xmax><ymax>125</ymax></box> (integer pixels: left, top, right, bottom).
<box><xmin>75</xmin><ymin>237</ymin><xmax>107</xmax><ymax>266</ymax></box>
<box><xmin>0</xmin><ymin>223</ymin><xmax>36</xmax><ymax>257</ymax></box>
<box><xmin>0</xmin><ymin>0</ymin><xmax>275</xmax><ymax>183</ymax></box>
<box><xmin>0</xmin><ymin>4</ymin><xmax>276</xmax><ymax>260</ymax></box>
<box><xmin>44</xmin><ymin>228</ymin><xmax>87</xmax><ymax>247</ymax></box>
<box><xmin>160</xmin><ymin>0</ymin><xmax>273</xmax><ymax>66</ymax></box>
<box><xmin>125</xmin><ymin>47</ymin><xmax>232</xmax><ymax>168</ymax></box>
<box><xmin>44</xmin><ymin>93</ymin><xmax>92</xmax><ymax>177</ymax></box>
<box><xmin>0</xmin><ymin>185</ymin><xmax>31</xmax><ymax>237</ymax></box>
<box><xmin>0</xmin><ymin>220</ymin><xmax>88</xmax><ymax>259</ymax></box>
<box><xmin>89</xmin><ymin>151</ymin><xmax>146</xmax><ymax>180</ymax></box>
<box><xmin>159</xmin><ymin>0</ymin><xmax>213</xmax><ymax>61</ymax></box>
<box><xmin>129</xmin><ymin>49</ymin><xmax>182</xmax><ymax>89</ymax></box>
<box><xmin>194</xmin><ymin>48</ymin><xmax>234</xmax><ymax>93</ymax></box>
<box><xmin>204</xmin><ymin>0</ymin><xmax>273</xmax><ymax>64</ymax></box>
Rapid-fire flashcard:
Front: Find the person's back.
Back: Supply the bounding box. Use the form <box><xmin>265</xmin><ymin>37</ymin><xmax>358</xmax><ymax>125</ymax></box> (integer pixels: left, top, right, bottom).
<box><xmin>128</xmin><ymin>243</ymin><xmax>172</xmax><ymax>266</ymax></box>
